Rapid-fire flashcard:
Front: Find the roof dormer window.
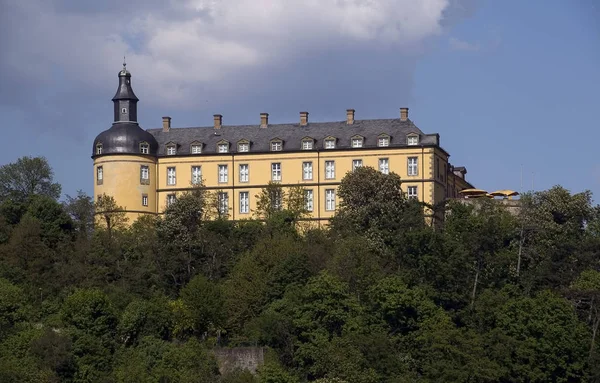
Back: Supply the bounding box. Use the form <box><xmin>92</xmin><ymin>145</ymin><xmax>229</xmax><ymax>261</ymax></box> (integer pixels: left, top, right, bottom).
<box><xmin>324</xmin><ymin>137</ymin><xmax>336</xmax><ymax>149</ymax></box>
<box><xmin>302</xmin><ymin>137</ymin><xmax>314</xmax><ymax>150</ymax></box>
<box><xmin>96</xmin><ymin>143</ymin><xmax>103</xmax><ymax>155</ymax></box>
<box><xmin>140</xmin><ymin>142</ymin><xmax>149</xmax><ymax>154</ymax></box>
<box><xmin>217</xmin><ymin>140</ymin><xmax>229</xmax><ymax>153</ymax></box>
<box><xmin>166</xmin><ymin>143</ymin><xmax>177</xmax><ymax>155</ymax></box>
<box><xmin>190</xmin><ymin>141</ymin><xmax>202</xmax><ymax>154</ymax></box>
<box><xmin>237</xmin><ymin>140</ymin><xmax>250</xmax><ymax>152</ymax></box>
<box><xmin>378</xmin><ymin>134</ymin><xmax>390</xmax><ymax>147</ymax></box>
<box><xmin>407</xmin><ymin>134</ymin><xmax>419</xmax><ymax>146</ymax></box>
<box><xmin>351</xmin><ymin>135</ymin><xmax>364</xmax><ymax>148</ymax></box>
<box><xmin>270</xmin><ymin>139</ymin><xmax>283</xmax><ymax>152</ymax></box>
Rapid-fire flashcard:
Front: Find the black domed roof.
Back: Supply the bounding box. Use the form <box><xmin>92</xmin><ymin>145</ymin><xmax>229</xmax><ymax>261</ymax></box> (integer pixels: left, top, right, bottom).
<box><xmin>93</xmin><ymin>122</ymin><xmax>158</xmax><ymax>157</ymax></box>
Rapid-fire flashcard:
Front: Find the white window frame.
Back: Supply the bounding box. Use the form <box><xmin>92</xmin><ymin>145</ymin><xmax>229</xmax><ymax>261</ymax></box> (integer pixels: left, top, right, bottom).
<box><xmin>407</xmin><ymin>135</ymin><xmax>419</xmax><ymax>146</ymax></box>
<box><xmin>96</xmin><ymin>144</ymin><xmax>103</xmax><ymax>155</ymax></box>
<box><xmin>352</xmin><ymin>159</ymin><xmax>363</xmax><ymax>171</ymax></box>
<box><xmin>142</xmin><ymin>194</ymin><xmax>148</xmax><ymax>207</ymax></box>
<box><xmin>140</xmin><ymin>143</ymin><xmax>149</xmax><ymax>154</ymax></box>
<box><xmin>408</xmin><ymin>157</ymin><xmax>418</xmax><ymax>176</ymax></box>
<box><xmin>378</xmin><ymin>137</ymin><xmax>390</xmax><ymax>147</ymax></box>
<box><xmin>271</xmin><ymin>163</ymin><xmax>282</xmax><ymax>182</ymax></box>
<box><xmin>140</xmin><ymin>165</ymin><xmax>149</xmax><ymax>183</ymax></box>
<box><xmin>407</xmin><ymin>186</ymin><xmax>418</xmax><ymax>199</ymax></box>
<box><xmin>351</xmin><ymin>137</ymin><xmax>363</xmax><ymax>148</ymax></box>
<box><xmin>325</xmin><ymin>189</ymin><xmax>336</xmax><ymax>211</ymax></box>
<box><xmin>304</xmin><ymin>189</ymin><xmax>314</xmax><ymax>212</ymax></box>
<box><xmin>302</xmin><ymin>140</ymin><xmax>313</xmax><ymax>150</ymax></box>
<box><xmin>96</xmin><ymin>166</ymin><xmax>103</xmax><ymax>183</ymax></box>
<box><xmin>325</xmin><ymin>139</ymin><xmax>336</xmax><ymax>149</ymax></box>
<box><xmin>325</xmin><ymin>161</ymin><xmax>335</xmax><ymax>179</ymax></box>
<box><xmin>302</xmin><ymin>162</ymin><xmax>313</xmax><ymax>180</ymax></box>
<box><xmin>239</xmin><ymin>164</ymin><xmax>249</xmax><ymax>183</ymax></box>
<box><xmin>239</xmin><ymin>192</ymin><xmax>249</xmax><ymax>214</ymax></box>
<box><xmin>379</xmin><ymin>158</ymin><xmax>389</xmax><ymax>175</ymax></box>
<box><xmin>191</xmin><ymin>166</ymin><xmax>202</xmax><ymax>185</ymax></box>
<box><xmin>271</xmin><ymin>141</ymin><xmax>282</xmax><ymax>151</ymax></box>
<box><xmin>218</xmin><ymin>192</ymin><xmax>229</xmax><ymax>215</ymax></box>
<box><xmin>167</xmin><ymin>167</ymin><xmax>176</xmax><ymax>185</ymax></box>
<box><xmin>218</xmin><ymin>143</ymin><xmax>229</xmax><ymax>153</ymax></box>
<box><xmin>191</xmin><ymin>144</ymin><xmax>202</xmax><ymax>154</ymax></box>
<box><xmin>167</xmin><ymin>194</ymin><xmax>176</xmax><ymax>207</ymax></box>
<box><xmin>238</xmin><ymin>142</ymin><xmax>249</xmax><ymax>152</ymax></box>
<box><xmin>167</xmin><ymin>145</ymin><xmax>177</xmax><ymax>155</ymax></box>
<box><xmin>218</xmin><ymin>164</ymin><xmax>228</xmax><ymax>183</ymax></box>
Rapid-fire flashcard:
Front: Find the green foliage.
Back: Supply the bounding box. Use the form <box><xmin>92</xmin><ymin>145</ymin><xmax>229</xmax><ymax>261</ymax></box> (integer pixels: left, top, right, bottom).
<box><xmin>1</xmin><ymin>155</ymin><xmax>599</xmax><ymax>381</ymax></box>
<box><xmin>0</xmin><ymin>156</ymin><xmax>61</xmax><ymax>203</ymax></box>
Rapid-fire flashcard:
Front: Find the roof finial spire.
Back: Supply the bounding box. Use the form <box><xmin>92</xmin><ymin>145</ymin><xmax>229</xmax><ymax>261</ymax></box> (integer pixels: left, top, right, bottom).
<box><xmin>123</xmin><ymin>56</ymin><xmax>127</xmax><ymax>70</ymax></box>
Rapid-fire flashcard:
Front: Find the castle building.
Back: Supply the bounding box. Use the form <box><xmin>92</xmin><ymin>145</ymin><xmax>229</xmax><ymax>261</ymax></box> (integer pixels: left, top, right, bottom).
<box><xmin>92</xmin><ymin>65</ymin><xmax>473</xmax><ymax>224</ymax></box>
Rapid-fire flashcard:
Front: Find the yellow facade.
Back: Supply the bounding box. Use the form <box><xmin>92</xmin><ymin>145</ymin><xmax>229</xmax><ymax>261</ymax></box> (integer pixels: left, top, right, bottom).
<box><xmin>94</xmin><ymin>146</ymin><xmax>459</xmax><ymax>225</ymax></box>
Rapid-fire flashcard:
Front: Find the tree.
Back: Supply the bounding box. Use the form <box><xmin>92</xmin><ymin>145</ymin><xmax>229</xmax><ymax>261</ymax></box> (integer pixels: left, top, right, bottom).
<box><xmin>64</xmin><ymin>191</ymin><xmax>95</xmax><ymax>241</ymax></box>
<box><xmin>95</xmin><ymin>194</ymin><xmax>128</xmax><ymax>241</ymax></box>
<box><xmin>571</xmin><ymin>270</ymin><xmax>600</xmax><ymax>359</ymax></box>
<box><xmin>0</xmin><ymin>278</ymin><xmax>25</xmax><ymax>340</ymax></box>
<box><xmin>254</xmin><ymin>182</ymin><xmax>286</xmax><ymax>220</ymax></box>
<box><xmin>180</xmin><ymin>275</ymin><xmax>224</xmax><ymax>337</ymax></box>
<box><xmin>0</xmin><ymin>156</ymin><xmax>61</xmax><ymax>203</ymax></box>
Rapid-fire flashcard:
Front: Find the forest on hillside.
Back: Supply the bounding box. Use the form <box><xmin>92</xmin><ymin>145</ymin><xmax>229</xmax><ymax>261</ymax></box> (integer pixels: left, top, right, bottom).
<box><xmin>1</xmin><ymin>156</ymin><xmax>600</xmax><ymax>383</ymax></box>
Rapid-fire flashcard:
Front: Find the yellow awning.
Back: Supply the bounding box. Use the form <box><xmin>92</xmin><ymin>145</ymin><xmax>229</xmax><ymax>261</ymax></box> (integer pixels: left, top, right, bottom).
<box><xmin>489</xmin><ymin>190</ymin><xmax>519</xmax><ymax>197</ymax></box>
<box><xmin>458</xmin><ymin>188</ymin><xmax>487</xmax><ymax>195</ymax></box>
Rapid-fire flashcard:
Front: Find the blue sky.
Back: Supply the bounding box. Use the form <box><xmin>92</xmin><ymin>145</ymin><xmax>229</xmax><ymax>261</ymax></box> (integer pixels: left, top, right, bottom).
<box><xmin>0</xmin><ymin>0</ymin><xmax>598</xmax><ymax>201</ymax></box>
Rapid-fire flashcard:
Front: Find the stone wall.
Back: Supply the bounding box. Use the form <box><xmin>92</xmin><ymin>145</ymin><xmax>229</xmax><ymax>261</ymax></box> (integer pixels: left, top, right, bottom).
<box><xmin>213</xmin><ymin>347</ymin><xmax>265</xmax><ymax>375</ymax></box>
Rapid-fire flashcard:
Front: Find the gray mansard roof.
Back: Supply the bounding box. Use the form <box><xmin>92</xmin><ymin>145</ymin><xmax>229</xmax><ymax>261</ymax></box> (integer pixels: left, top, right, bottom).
<box><xmin>146</xmin><ymin>118</ymin><xmax>440</xmax><ymax>156</ymax></box>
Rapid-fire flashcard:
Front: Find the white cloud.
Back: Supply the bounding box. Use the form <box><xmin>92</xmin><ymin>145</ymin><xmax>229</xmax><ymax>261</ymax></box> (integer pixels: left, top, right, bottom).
<box><xmin>1</xmin><ymin>0</ymin><xmax>458</xmax><ymax>109</ymax></box>
<box><xmin>448</xmin><ymin>36</ymin><xmax>480</xmax><ymax>51</ymax></box>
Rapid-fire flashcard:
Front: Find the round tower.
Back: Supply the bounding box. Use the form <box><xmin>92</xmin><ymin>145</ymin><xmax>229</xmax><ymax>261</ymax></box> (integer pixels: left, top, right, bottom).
<box><xmin>92</xmin><ymin>61</ymin><xmax>158</xmax><ymax>222</ymax></box>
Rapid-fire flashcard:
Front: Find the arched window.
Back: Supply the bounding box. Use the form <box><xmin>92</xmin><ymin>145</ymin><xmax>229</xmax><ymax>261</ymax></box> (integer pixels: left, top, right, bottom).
<box><xmin>140</xmin><ymin>142</ymin><xmax>149</xmax><ymax>154</ymax></box>
<box><xmin>96</xmin><ymin>143</ymin><xmax>103</xmax><ymax>155</ymax></box>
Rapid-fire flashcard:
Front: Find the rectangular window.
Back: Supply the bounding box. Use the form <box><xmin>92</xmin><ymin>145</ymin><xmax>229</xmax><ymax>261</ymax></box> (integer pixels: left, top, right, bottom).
<box><xmin>96</xmin><ymin>166</ymin><xmax>103</xmax><ymax>185</ymax></box>
<box><xmin>239</xmin><ymin>192</ymin><xmax>249</xmax><ymax>214</ymax></box>
<box><xmin>191</xmin><ymin>166</ymin><xmax>202</xmax><ymax>185</ymax></box>
<box><xmin>96</xmin><ymin>145</ymin><xmax>103</xmax><ymax>155</ymax></box>
<box><xmin>218</xmin><ymin>165</ymin><xmax>228</xmax><ymax>183</ymax></box>
<box><xmin>142</xmin><ymin>194</ymin><xmax>148</xmax><ymax>207</ymax></box>
<box><xmin>351</xmin><ymin>138</ymin><xmax>363</xmax><ymax>148</ymax></box>
<box><xmin>304</xmin><ymin>189</ymin><xmax>314</xmax><ymax>212</ymax></box>
<box><xmin>218</xmin><ymin>143</ymin><xmax>228</xmax><ymax>153</ymax></box>
<box><xmin>140</xmin><ymin>143</ymin><xmax>149</xmax><ymax>154</ymax></box>
<box><xmin>325</xmin><ymin>161</ymin><xmax>335</xmax><ymax>179</ymax></box>
<box><xmin>407</xmin><ymin>186</ymin><xmax>418</xmax><ymax>199</ymax></box>
<box><xmin>271</xmin><ymin>141</ymin><xmax>282</xmax><ymax>151</ymax></box>
<box><xmin>238</xmin><ymin>142</ymin><xmax>249</xmax><ymax>152</ymax></box>
<box><xmin>302</xmin><ymin>162</ymin><xmax>313</xmax><ymax>180</ymax></box>
<box><xmin>167</xmin><ymin>146</ymin><xmax>176</xmax><ymax>155</ymax></box>
<box><xmin>325</xmin><ymin>189</ymin><xmax>336</xmax><ymax>211</ymax></box>
<box><xmin>239</xmin><ymin>164</ymin><xmax>249</xmax><ymax>183</ymax></box>
<box><xmin>271</xmin><ymin>163</ymin><xmax>281</xmax><ymax>181</ymax></box>
<box><xmin>302</xmin><ymin>140</ymin><xmax>313</xmax><ymax>150</ymax></box>
<box><xmin>437</xmin><ymin>159</ymin><xmax>441</xmax><ymax>180</ymax></box>
<box><xmin>407</xmin><ymin>136</ymin><xmax>419</xmax><ymax>146</ymax></box>
<box><xmin>191</xmin><ymin>144</ymin><xmax>202</xmax><ymax>154</ymax></box>
<box><xmin>408</xmin><ymin>157</ymin><xmax>418</xmax><ymax>176</ymax></box>
<box><xmin>167</xmin><ymin>194</ymin><xmax>176</xmax><ymax>207</ymax></box>
<box><xmin>378</xmin><ymin>137</ymin><xmax>389</xmax><ymax>147</ymax></box>
<box><xmin>325</xmin><ymin>139</ymin><xmax>335</xmax><ymax>149</ymax></box>
<box><xmin>379</xmin><ymin>158</ymin><xmax>389</xmax><ymax>174</ymax></box>
<box><xmin>352</xmin><ymin>159</ymin><xmax>363</xmax><ymax>171</ymax></box>
<box><xmin>140</xmin><ymin>165</ymin><xmax>149</xmax><ymax>184</ymax></box>
<box><xmin>167</xmin><ymin>167</ymin><xmax>176</xmax><ymax>185</ymax></box>
<box><xmin>218</xmin><ymin>192</ymin><xmax>229</xmax><ymax>215</ymax></box>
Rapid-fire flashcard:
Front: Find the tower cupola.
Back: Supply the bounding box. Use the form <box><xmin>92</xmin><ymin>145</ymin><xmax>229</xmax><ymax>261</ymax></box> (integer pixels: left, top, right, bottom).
<box><xmin>112</xmin><ymin>59</ymin><xmax>139</xmax><ymax>122</ymax></box>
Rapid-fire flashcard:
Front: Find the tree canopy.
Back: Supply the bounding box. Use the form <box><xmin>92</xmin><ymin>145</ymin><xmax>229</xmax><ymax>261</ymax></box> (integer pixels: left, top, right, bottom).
<box><xmin>1</xmin><ymin>157</ymin><xmax>600</xmax><ymax>382</ymax></box>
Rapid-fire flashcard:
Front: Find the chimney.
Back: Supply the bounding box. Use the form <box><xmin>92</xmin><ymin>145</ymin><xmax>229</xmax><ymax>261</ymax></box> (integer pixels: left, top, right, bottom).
<box><xmin>346</xmin><ymin>109</ymin><xmax>355</xmax><ymax>125</ymax></box>
<box><xmin>300</xmin><ymin>111</ymin><xmax>309</xmax><ymax>126</ymax></box>
<box><xmin>213</xmin><ymin>114</ymin><xmax>222</xmax><ymax>129</ymax></box>
<box><xmin>162</xmin><ymin>116</ymin><xmax>171</xmax><ymax>132</ymax></box>
<box><xmin>260</xmin><ymin>113</ymin><xmax>269</xmax><ymax>128</ymax></box>
<box><xmin>400</xmin><ymin>107</ymin><xmax>409</xmax><ymax>122</ymax></box>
